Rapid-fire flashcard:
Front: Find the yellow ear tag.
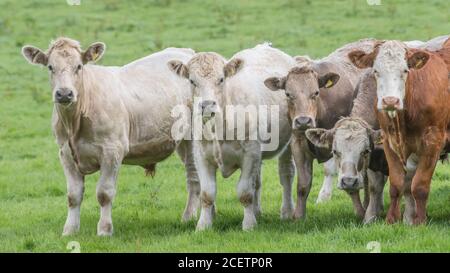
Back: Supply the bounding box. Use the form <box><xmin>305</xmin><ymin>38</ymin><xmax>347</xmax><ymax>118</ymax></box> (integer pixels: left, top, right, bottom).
<box><xmin>92</xmin><ymin>51</ymin><xmax>99</xmax><ymax>61</ymax></box>
<box><xmin>415</xmin><ymin>59</ymin><xmax>423</xmax><ymax>69</ymax></box>
<box><xmin>325</xmin><ymin>79</ymin><xmax>333</xmax><ymax>88</ymax></box>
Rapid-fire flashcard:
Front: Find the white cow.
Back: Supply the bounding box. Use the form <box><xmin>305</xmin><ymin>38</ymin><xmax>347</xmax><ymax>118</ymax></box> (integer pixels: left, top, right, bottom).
<box><xmin>22</xmin><ymin>37</ymin><xmax>199</xmax><ymax>236</ymax></box>
<box><xmin>168</xmin><ymin>43</ymin><xmax>296</xmax><ymax>230</ymax></box>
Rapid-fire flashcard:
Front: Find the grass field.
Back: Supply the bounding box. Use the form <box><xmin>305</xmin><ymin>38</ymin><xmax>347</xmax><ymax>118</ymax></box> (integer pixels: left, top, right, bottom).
<box><xmin>0</xmin><ymin>0</ymin><xmax>449</xmax><ymax>253</ymax></box>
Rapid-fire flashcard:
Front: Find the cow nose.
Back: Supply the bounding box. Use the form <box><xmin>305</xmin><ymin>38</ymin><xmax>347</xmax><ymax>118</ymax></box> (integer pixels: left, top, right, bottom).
<box><xmin>341</xmin><ymin>177</ymin><xmax>358</xmax><ymax>188</ymax></box>
<box><xmin>294</xmin><ymin>116</ymin><xmax>313</xmax><ymax>130</ymax></box>
<box><xmin>55</xmin><ymin>89</ymin><xmax>74</xmax><ymax>103</ymax></box>
<box><xmin>200</xmin><ymin>100</ymin><xmax>217</xmax><ymax>113</ymax></box>
<box><xmin>382</xmin><ymin>96</ymin><xmax>400</xmax><ymax>110</ymax></box>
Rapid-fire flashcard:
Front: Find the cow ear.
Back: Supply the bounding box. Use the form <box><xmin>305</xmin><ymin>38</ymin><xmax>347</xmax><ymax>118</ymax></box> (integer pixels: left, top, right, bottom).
<box><xmin>22</xmin><ymin>46</ymin><xmax>48</xmax><ymax>66</ymax></box>
<box><xmin>318</xmin><ymin>73</ymin><xmax>340</xmax><ymax>89</ymax></box>
<box><xmin>369</xmin><ymin>129</ymin><xmax>383</xmax><ymax>150</ymax></box>
<box><xmin>348</xmin><ymin>50</ymin><xmax>376</xmax><ymax>69</ymax></box>
<box><xmin>264</xmin><ymin>77</ymin><xmax>286</xmax><ymax>91</ymax></box>
<box><xmin>224</xmin><ymin>58</ymin><xmax>244</xmax><ymax>78</ymax></box>
<box><xmin>305</xmin><ymin>128</ymin><xmax>334</xmax><ymax>149</ymax></box>
<box><xmin>168</xmin><ymin>60</ymin><xmax>189</xmax><ymax>79</ymax></box>
<box><xmin>407</xmin><ymin>51</ymin><xmax>429</xmax><ymax>70</ymax></box>
<box><xmin>82</xmin><ymin>42</ymin><xmax>106</xmax><ymax>64</ymax></box>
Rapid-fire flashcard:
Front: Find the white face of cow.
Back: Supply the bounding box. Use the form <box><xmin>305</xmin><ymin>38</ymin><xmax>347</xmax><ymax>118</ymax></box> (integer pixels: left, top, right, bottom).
<box><xmin>168</xmin><ymin>53</ymin><xmax>244</xmax><ymax>121</ymax></box>
<box><xmin>372</xmin><ymin>41</ymin><xmax>409</xmax><ymax>114</ymax></box>
<box><xmin>348</xmin><ymin>40</ymin><xmax>430</xmax><ymax>118</ymax></box>
<box><xmin>22</xmin><ymin>38</ymin><xmax>105</xmax><ymax>106</ymax></box>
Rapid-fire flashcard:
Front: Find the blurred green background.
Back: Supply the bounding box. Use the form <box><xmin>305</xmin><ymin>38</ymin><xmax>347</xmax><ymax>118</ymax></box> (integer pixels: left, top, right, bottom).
<box><xmin>0</xmin><ymin>0</ymin><xmax>449</xmax><ymax>252</ymax></box>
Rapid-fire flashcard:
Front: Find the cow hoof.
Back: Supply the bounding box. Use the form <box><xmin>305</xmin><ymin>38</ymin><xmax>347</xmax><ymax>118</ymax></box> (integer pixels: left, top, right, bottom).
<box><xmin>182</xmin><ymin>211</ymin><xmax>197</xmax><ymax>223</ymax></box>
<box><xmin>316</xmin><ymin>192</ymin><xmax>332</xmax><ymax>204</ymax></box>
<box><xmin>363</xmin><ymin>215</ymin><xmax>377</xmax><ymax>225</ymax></box>
<box><xmin>196</xmin><ymin>221</ymin><xmax>212</xmax><ymax>231</ymax></box>
<box><xmin>97</xmin><ymin>222</ymin><xmax>113</xmax><ymax>236</ymax></box>
<box><xmin>402</xmin><ymin>214</ymin><xmax>414</xmax><ymax>225</ymax></box>
<box><xmin>280</xmin><ymin>206</ymin><xmax>294</xmax><ymax>220</ymax></box>
<box><xmin>62</xmin><ymin>224</ymin><xmax>79</xmax><ymax>236</ymax></box>
<box><xmin>242</xmin><ymin>215</ymin><xmax>257</xmax><ymax>231</ymax></box>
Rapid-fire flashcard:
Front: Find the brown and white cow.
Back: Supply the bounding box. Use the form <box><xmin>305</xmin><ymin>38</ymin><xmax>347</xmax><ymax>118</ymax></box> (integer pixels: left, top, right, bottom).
<box><xmin>22</xmin><ymin>37</ymin><xmax>199</xmax><ymax>235</ymax></box>
<box><xmin>264</xmin><ymin>39</ymin><xmax>380</xmax><ymax>220</ymax></box>
<box><xmin>348</xmin><ymin>40</ymin><xmax>450</xmax><ymax>225</ymax></box>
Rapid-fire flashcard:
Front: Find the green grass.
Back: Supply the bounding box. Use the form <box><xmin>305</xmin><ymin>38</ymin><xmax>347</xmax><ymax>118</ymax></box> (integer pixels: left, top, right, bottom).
<box><xmin>0</xmin><ymin>0</ymin><xmax>449</xmax><ymax>252</ymax></box>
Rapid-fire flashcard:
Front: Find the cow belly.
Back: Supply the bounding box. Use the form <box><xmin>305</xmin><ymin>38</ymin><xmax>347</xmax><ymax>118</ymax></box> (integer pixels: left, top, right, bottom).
<box><xmin>124</xmin><ymin>139</ymin><xmax>176</xmax><ymax>166</ymax></box>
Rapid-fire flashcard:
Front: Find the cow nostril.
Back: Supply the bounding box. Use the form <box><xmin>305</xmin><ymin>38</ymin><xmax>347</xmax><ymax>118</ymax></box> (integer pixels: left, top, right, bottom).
<box><xmin>295</xmin><ymin>116</ymin><xmax>313</xmax><ymax>128</ymax></box>
<box><xmin>341</xmin><ymin>177</ymin><xmax>358</xmax><ymax>187</ymax></box>
<box><xmin>382</xmin><ymin>96</ymin><xmax>400</xmax><ymax>108</ymax></box>
<box><xmin>67</xmin><ymin>91</ymin><xmax>74</xmax><ymax>98</ymax></box>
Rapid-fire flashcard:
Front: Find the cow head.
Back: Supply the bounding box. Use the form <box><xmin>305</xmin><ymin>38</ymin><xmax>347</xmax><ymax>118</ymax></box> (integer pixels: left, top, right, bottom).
<box><xmin>22</xmin><ymin>37</ymin><xmax>105</xmax><ymax>106</ymax></box>
<box><xmin>168</xmin><ymin>53</ymin><xmax>243</xmax><ymax>121</ymax></box>
<box><xmin>264</xmin><ymin>65</ymin><xmax>339</xmax><ymax>133</ymax></box>
<box><xmin>348</xmin><ymin>41</ymin><xmax>429</xmax><ymax>117</ymax></box>
<box><xmin>306</xmin><ymin>118</ymin><xmax>382</xmax><ymax>191</ymax></box>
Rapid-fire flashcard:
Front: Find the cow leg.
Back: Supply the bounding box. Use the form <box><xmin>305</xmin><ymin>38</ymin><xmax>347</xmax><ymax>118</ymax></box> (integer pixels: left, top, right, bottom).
<box><xmin>383</xmin><ymin>142</ymin><xmax>405</xmax><ymax>224</ymax></box>
<box><xmin>316</xmin><ymin>159</ymin><xmax>335</xmax><ymax>204</ymax></box>
<box><xmin>364</xmin><ymin>169</ymin><xmax>385</xmax><ymax>224</ymax></box>
<box><xmin>411</xmin><ymin>131</ymin><xmax>443</xmax><ymax>225</ymax></box>
<box><xmin>237</xmin><ymin>153</ymin><xmax>260</xmax><ymax>231</ymax></box>
<box><xmin>253</xmin><ymin>170</ymin><xmax>262</xmax><ymax>217</ymax></box>
<box><xmin>363</xmin><ymin>170</ymin><xmax>370</xmax><ymax>209</ymax></box>
<box><xmin>403</xmin><ymin>154</ymin><xmax>418</xmax><ymax>225</ymax></box>
<box><xmin>278</xmin><ymin>147</ymin><xmax>295</xmax><ymax>219</ymax></box>
<box><xmin>177</xmin><ymin>141</ymin><xmax>201</xmax><ymax>222</ymax></box>
<box><xmin>291</xmin><ymin>139</ymin><xmax>313</xmax><ymax>220</ymax></box>
<box><xmin>60</xmin><ymin>146</ymin><xmax>85</xmax><ymax>236</ymax></box>
<box><xmin>96</xmin><ymin>154</ymin><xmax>122</xmax><ymax>236</ymax></box>
<box><xmin>347</xmin><ymin>191</ymin><xmax>365</xmax><ymax>219</ymax></box>
<box><xmin>195</xmin><ymin>155</ymin><xmax>217</xmax><ymax>231</ymax></box>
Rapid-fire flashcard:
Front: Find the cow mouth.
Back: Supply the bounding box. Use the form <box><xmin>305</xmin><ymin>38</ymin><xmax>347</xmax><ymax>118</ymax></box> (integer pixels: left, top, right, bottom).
<box><xmin>201</xmin><ymin>109</ymin><xmax>217</xmax><ymax>123</ymax></box>
<box><xmin>381</xmin><ymin>107</ymin><xmax>401</xmax><ymax>119</ymax></box>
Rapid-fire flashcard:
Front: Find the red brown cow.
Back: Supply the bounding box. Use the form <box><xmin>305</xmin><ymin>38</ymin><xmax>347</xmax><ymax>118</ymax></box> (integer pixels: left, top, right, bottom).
<box><xmin>348</xmin><ymin>40</ymin><xmax>450</xmax><ymax>225</ymax></box>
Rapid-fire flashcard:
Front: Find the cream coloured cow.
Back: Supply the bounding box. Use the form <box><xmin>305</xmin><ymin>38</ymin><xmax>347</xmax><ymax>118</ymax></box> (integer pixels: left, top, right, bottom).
<box><xmin>22</xmin><ymin>37</ymin><xmax>199</xmax><ymax>236</ymax></box>
<box><xmin>168</xmin><ymin>43</ymin><xmax>296</xmax><ymax>230</ymax></box>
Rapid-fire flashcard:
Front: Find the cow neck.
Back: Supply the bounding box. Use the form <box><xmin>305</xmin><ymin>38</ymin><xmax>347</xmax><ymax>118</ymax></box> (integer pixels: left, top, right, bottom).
<box><xmin>382</xmin><ymin>111</ymin><xmax>408</xmax><ymax>168</ymax></box>
<box><xmin>54</xmin><ymin>67</ymin><xmax>88</xmax><ymax>171</ymax></box>
<box><xmin>315</xmin><ymin>96</ymin><xmax>327</xmax><ymax>128</ymax></box>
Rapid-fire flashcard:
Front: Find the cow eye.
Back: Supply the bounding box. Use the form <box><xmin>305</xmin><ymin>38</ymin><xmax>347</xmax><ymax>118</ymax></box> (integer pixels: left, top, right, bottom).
<box><xmin>189</xmin><ymin>79</ymin><xmax>197</xmax><ymax>87</ymax></box>
<box><xmin>332</xmin><ymin>150</ymin><xmax>341</xmax><ymax>157</ymax></box>
<box><xmin>48</xmin><ymin>65</ymin><xmax>53</xmax><ymax>72</ymax></box>
<box><xmin>311</xmin><ymin>90</ymin><xmax>319</xmax><ymax>98</ymax></box>
<box><xmin>403</xmin><ymin>69</ymin><xmax>409</xmax><ymax>74</ymax></box>
<box><xmin>285</xmin><ymin>92</ymin><xmax>293</xmax><ymax>99</ymax></box>
<box><xmin>76</xmin><ymin>64</ymin><xmax>82</xmax><ymax>71</ymax></box>
<box><xmin>361</xmin><ymin>149</ymin><xmax>370</xmax><ymax>156</ymax></box>
<box><xmin>218</xmin><ymin>77</ymin><xmax>224</xmax><ymax>85</ymax></box>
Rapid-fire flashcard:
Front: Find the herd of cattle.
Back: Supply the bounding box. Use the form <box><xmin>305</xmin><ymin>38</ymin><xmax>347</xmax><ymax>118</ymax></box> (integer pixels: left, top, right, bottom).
<box><xmin>21</xmin><ymin>34</ymin><xmax>450</xmax><ymax>236</ymax></box>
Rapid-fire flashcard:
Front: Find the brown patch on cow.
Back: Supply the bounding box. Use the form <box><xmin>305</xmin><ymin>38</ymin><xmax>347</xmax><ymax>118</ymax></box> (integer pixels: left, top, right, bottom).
<box><xmin>97</xmin><ymin>192</ymin><xmax>111</xmax><ymax>207</ymax></box>
<box><xmin>201</xmin><ymin>191</ymin><xmax>214</xmax><ymax>207</ymax></box>
<box><xmin>67</xmin><ymin>194</ymin><xmax>77</xmax><ymax>208</ymax></box>
<box><xmin>144</xmin><ymin>163</ymin><xmax>156</xmax><ymax>178</ymax></box>
<box><xmin>239</xmin><ymin>192</ymin><xmax>253</xmax><ymax>206</ymax></box>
